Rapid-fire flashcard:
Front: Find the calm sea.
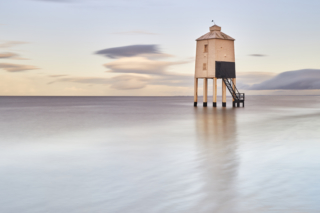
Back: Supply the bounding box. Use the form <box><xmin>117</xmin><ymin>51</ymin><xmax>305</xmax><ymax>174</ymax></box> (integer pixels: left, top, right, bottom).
<box><xmin>1</xmin><ymin>96</ymin><xmax>320</xmax><ymax>213</ymax></box>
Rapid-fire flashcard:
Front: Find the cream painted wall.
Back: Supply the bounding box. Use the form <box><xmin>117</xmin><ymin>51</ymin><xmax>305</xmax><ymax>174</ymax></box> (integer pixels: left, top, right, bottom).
<box><xmin>214</xmin><ymin>39</ymin><xmax>235</xmax><ymax>63</ymax></box>
<box><xmin>195</xmin><ymin>40</ymin><xmax>208</xmax><ymax>78</ymax></box>
<box><xmin>195</xmin><ymin>38</ymin><xmax>235</xmax><ymax>78</ymax></box>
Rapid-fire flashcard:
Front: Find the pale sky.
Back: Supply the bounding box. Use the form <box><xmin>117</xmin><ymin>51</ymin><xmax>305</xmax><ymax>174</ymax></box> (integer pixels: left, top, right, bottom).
<box><xmin>1</xmin><ymin>0</ymin><xmax>320</xmax><ymax>96</ymax></box>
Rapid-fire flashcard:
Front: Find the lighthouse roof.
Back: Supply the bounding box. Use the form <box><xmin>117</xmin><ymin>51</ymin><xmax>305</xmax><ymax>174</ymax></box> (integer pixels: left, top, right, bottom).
<box><xmin>196</xmin><ymin>25</ymin><xmax>235</xmax><ymax>41</ymax></box>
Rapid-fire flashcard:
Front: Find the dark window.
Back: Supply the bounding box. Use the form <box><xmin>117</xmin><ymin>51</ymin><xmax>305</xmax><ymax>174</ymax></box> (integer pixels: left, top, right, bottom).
<box><xmin>204</xmin><ymin>45</ymin><xmax>208</xmax><ymax>53</ymax></box>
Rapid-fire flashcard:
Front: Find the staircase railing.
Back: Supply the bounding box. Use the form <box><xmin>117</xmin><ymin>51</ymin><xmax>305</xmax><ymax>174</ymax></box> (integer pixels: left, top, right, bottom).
<box><xmin>222</xmin><ymin>78</ymin><xmax>245</xmax><ymax>102</ymax></box>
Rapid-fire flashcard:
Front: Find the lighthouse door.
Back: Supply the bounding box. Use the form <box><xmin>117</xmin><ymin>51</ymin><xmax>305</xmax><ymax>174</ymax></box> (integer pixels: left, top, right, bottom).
<box><xmin>215</xmin><ymin>61</ymin><xmax>236</xmax><ymax>78</ymax></box>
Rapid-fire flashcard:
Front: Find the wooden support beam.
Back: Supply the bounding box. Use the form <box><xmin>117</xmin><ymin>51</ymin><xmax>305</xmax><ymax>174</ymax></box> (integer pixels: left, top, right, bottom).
<box><xmin>222</xmin><ymin>79</ymin><xmax>226</xmax><ymax>107</ymax></box>
<box><xmin>194</xmin><ymin>78</ymin><xmax>198</xmax><ymax>107</ymax></box>
<box><xmin>213</xmin><ymin>78</ymin><xmax>217</xmax><ymax>107</ymax></box>
<box><xmin>232</xmin><ymin>78</ymin><xmax>236</xmax><ymax>107</ymax></box>
<box><xmin>203</xmin><ymin>78</ymin><xmax>207</xmax><ymax>107</ymax></box>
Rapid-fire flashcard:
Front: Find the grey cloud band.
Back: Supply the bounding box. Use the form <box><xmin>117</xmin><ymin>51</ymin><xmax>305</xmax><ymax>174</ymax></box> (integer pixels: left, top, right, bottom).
<box><xmin>95</xmin><ymin>45</ymin><xmax>159</xmax><ymax>59</ymax></box>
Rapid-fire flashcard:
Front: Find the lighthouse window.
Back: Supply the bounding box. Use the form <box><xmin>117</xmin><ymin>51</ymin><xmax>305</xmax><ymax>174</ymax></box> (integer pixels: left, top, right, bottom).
<box><xmin>203</xmin><ymin>63</ymin><xmax>207</xmax><ymax>70</ymax></box>
<box><xmin>204</xmin><ymin>45</ymin><xmax>208</xmax><ymax>53</ymax></box>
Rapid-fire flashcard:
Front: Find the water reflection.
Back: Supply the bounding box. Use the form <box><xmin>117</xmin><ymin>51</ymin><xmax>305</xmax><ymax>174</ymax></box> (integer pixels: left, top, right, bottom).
<box><xmin>194</xmin><ymin>108</ymin><xmax>239</xmax><ymax>212</ymax></box>
<box><xmin>2</xmin><ymin>96</ymin><xmax>320</xmax><ymax>212</ymax></box>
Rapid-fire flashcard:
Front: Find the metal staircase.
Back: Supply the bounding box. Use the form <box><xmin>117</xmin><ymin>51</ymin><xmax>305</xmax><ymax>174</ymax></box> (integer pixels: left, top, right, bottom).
<box><xmin>222</xmin><ymin>78</ymin><xmax>245</xmax><ymax>107</ymax></box>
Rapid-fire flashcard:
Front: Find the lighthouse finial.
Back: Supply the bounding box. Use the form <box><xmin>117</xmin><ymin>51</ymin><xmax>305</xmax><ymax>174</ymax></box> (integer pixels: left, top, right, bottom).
<box><xmin>212</xmin><ymin>20</ymin><xmax>216</xmax><ymax>25</ymax></box>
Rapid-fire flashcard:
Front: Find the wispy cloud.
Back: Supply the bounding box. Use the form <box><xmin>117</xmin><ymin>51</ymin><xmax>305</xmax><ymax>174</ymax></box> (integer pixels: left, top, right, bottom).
<box><xmin>90</xmin><ymin>44</ymin><xmax>191</xmax><ymax>90</ymax></box>
<box><xmin>49</xmin><ymin>75</ymin><xmax>68</xmax><ymax>77</ymax></box>
<box><xmin>247</xmin><ymin>69</ymin><xmax>320</xmax><ymax>90</ymax></box>
<box><xmin>95</xmin><ymin>44</ymin><xmax>160</xmax><ymax>59</ymax></box>
<box><xmin>49</xmin><ymin>72</ymin><xmax>192</xmax><ymax>90</ymax></box>
<box><xmin>248</xmin><ymin>54</ymin><xmax>267</xmax><ymax>57</ymax></box>
<box><xmin>110</xmin><ymin>75</ymin><xmax>149</xmax><ymax>90</ymax></box>
<box><xmin>49</xmin><ymin>77</ymin><xmax>110</xmax><ymax>85</ymax></box>
<box><xmin>111</xmin><ymin>31</ymin><xmax>158</xmax><ymax>35</ymax></box>
<box><xmin>104</xmin><ymin>57</ymin><xmax>187</xmax><ymax>75</ymax></box>
<box><xmin>33</xmin><ymin>0</ymin><xmax>73</xmax><ymax>2</ymax></box>
<box><xmin>48</xmin><ymin>75</ymin><xmax>147</xmax><ymax>90</ymax></box>
<box><xmin>0</xmin><ymin>63</ymin><xmax>39</xmax><ymax>72</ymax></box>
<box><xmin>236</xmin><ymin>72</ymin><xmax>276</xmax><ymax>89</ymax></box>
<box><xmin>96</xmin><ymin>44</ymin><xmax>186</xmax><ymax>76</ymax></box>
<box><xmin>0</xmin><ymin>41</ymin><xmax>27</xmax><ymax>48</ymax></box>
<box><xmin>0</xmin><ymin>52</ymin><xmax>19</xmax><ymax>59</ymax></box>
<box><xmin>0</xmin><ymin>52</ymin><xmax>28</xmax><ymax>60</ymax></box>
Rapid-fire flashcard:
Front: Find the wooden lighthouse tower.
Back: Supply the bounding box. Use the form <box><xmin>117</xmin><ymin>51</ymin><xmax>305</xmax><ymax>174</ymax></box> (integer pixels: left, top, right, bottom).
<box><xmin>193</xmin><ymin>24</ymin><xmax>245</xmax><ymax>107</ymax></box>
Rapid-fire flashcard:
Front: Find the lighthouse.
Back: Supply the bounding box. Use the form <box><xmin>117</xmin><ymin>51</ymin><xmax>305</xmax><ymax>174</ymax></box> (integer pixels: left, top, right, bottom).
<box><xmin>193</xmin><ymin>24</ymin><xmax>245</xmax><ymax>107</ymax></box>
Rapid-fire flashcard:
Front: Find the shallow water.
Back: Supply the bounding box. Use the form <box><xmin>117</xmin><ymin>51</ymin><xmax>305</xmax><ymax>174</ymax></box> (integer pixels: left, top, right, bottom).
<box><xmin>1</xmin><ymin>96</ymin><xmax>320</xmax><ymax>213</ymax></box>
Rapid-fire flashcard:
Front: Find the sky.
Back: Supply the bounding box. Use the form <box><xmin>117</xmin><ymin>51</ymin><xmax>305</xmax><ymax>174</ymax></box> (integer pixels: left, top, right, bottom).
<box><xmin>1</xmin><ymin>0</ymin><xmax>320</xmax><ymax>96</ymax></box>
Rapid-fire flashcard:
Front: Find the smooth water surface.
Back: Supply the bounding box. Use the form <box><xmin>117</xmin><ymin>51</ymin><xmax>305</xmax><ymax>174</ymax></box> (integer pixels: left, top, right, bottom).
<box><xmin>1</xmin><ymin>96</ymin><xmax>320</xmax><ymax>213</ymax></box>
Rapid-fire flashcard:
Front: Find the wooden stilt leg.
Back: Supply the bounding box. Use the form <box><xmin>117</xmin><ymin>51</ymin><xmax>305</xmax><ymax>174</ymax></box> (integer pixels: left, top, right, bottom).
<box><xmin>203</xmin><ymin>78</ymin><xmax>207</xmax><ymax>107</ymax></box>
<box><xmin>194</xmin><ymin>78</ymin><xmax>198</xmax><ymax>107</ymax></box>
<box><xmin>222</xmin><ymin>80</ymin><xmax>226</xmax><ymax>107</ymax></box>
<box><xmin>213</xmin><ymin>78</ymin><xmax>217</xmax><ymax>107</ymax></box>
